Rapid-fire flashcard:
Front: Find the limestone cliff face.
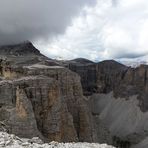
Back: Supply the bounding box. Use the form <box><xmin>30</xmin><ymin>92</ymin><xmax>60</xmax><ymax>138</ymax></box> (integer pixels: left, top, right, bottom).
<box><xmin>63</xmin><ymin>58</ymin><xmax>97</xmax><ymax>96</ymax></box>
<box><xmin>67</xmin><ymin>59</ymin><xmax>148</xmax><ymax>147</ymax></box>
<box><xmin>65</xmin><ymin>59</ymin><xmax>127</xmax><ymax>95</ymax></box>
<box><xmin>0</xmin><ymin>76</ymin><xmax>79</xmax><ymax>142</ymax></box>
<box><xmin>114</xmin><ymin>65</ymin><xmax>148</xmax><ymax>112</ymax></box>
<box><xmin>0</xmin><ymin>43</ymin><xmax>96</xmax><ymax>143</ymax></box>
<box><xmin>21</xmin><ymin>65</ymin><xmax>96</xmax><ymax>142</ymax></box>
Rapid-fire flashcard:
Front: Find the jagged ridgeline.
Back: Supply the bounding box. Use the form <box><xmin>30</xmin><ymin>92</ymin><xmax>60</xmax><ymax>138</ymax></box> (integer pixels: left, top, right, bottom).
<box><xmin>0</xmin><ymin>42</ymin><xmax>148</xmax><ymax>148</ymax></box>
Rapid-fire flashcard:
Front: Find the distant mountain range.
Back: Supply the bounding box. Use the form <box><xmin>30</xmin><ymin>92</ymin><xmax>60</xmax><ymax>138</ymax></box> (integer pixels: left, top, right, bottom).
<box><xmin>117</xmin><ymin>55</ymin><xmax>148</xmax><ymax>67</ymax></box>
<box><xmin>55</xmin><ymin>55</ymin><xmax>148</xmax><ymax>68</ymax></box>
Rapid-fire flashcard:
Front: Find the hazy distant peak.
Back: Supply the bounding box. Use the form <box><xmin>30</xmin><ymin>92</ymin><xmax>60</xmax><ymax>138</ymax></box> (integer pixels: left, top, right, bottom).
<box><xmin>0</xmin><ymin>41</ymin><xmax>41</xmax><ymax>56</ymax></box>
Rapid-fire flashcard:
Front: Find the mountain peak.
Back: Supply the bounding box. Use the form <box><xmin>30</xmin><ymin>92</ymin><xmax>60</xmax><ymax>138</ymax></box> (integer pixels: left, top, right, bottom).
<box><xmin>0</xmin><ymin>41</ymin><xmax>41</xmax><ymax>56</ymax></box>
<box><xmin>98</xmin><ymin>60</ymin><xmax>127</xmax><ymax>68</ymax></box>
<box><xmin>70</xmin><ymin>58</ymin><xmax>94</xmax><ymax>64</ymax></box>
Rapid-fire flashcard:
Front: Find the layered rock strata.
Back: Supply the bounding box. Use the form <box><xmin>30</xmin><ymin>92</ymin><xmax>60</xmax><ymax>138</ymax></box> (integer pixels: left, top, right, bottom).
<box><xmin>0</xmin><ymin>43</ymin><xmax>96</xmax><ymax>143</ymax></box>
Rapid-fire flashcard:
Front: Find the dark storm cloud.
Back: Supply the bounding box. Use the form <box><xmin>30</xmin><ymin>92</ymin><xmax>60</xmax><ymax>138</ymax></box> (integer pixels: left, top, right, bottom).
<box><xmin>0</xmin><ymin>0</ymin><xmax>96</xmax><ymax>45</ymax></box>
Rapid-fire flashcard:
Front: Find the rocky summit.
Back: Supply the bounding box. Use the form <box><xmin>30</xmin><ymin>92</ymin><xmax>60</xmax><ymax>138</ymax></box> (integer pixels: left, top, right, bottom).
<box><xmin>0</xmin><ymin>42</ymin><xmax>148</xmax><ymax>148</ymax></box>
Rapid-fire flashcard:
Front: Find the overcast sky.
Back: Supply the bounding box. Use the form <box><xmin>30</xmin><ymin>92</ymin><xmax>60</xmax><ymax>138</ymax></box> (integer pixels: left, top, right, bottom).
<box><xmin>0</xmin><ymin>0</ymin><xmax>148</xmax><ymax>61</ymax></box>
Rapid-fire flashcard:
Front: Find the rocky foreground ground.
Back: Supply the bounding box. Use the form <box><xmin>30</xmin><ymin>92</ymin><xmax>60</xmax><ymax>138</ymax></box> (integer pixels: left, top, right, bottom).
<box><xmin>0</xmin><ymin>132</ymin><xmax>115</xmax><ymax>148</ymax></box>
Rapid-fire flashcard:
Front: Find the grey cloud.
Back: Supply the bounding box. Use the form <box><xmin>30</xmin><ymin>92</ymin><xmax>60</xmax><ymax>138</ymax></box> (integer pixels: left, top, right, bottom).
<box><xmin>112</xmin><ymin>0</ymin><xmax>118</xmax><ymax>6</ymax></box>
<box><xmin>0</xmin><ymin>0</ymin><xmax>96</xmax><ymax>45</ymax></box>
<box><xmin>111</xmin><ymin>50</ymin><xmax>147</xmax><ymax>59</ymax></box>
<box><xmin>43</xmin><ymin>0</ymin><xmax>148</xmax><ymax>61</ymax></box>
